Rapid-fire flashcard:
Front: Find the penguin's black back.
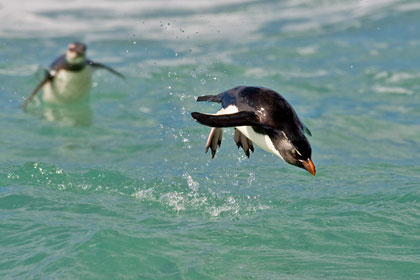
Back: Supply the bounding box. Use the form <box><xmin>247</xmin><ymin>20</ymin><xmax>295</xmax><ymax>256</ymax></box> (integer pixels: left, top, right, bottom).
<box><xmin>219</xmin><ymin>87</ymin><xmax>302</xmax><ymax>131</ymax></box>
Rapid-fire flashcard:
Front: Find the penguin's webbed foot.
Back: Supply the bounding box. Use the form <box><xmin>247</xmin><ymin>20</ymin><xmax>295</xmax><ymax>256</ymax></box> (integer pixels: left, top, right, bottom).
<box><xmin>234</xmin><ymin>129</ymin><xmax>254</xmax><ymax>158</ymax></box>
<box><xmin>205</xmin><ymin>127</ymin><xmax>223</xmax><ymax>158</ymax></box>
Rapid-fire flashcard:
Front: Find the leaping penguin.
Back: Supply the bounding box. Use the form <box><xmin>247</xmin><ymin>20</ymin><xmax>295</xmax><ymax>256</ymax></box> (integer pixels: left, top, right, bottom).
<box><xmin>191</xmin><ymin>86</ymin><xmax>316</xmax><ymax>175</ymax></box>
<box><xmin>22</xmin><ymin>42</ymin><xmax>124</xmax><ymax>108</ymax></box>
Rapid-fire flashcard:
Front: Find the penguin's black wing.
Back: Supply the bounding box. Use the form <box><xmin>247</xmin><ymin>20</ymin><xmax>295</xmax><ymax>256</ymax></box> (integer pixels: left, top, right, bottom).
<box><xmin>21</xmin><ymin>54</ymin><xmax>67</xmax><ymax>109</ymax></box>
<box><xmin>192</xmin><ymin>111</ymin><xmax>258</xmax><ymax>158</ymax></box>
<box><xmin>191</xmin><ymin>111</ymin><xmax>259</xmax><ymax>128</ymax></box>
<box><xmin>196</xmin><ymin>94</ymin><xmax>222</xmax><ymax>103</ymax></box>
<box><xmin>21</xmin><ymin>70</ymin><xmax>54</xmax><ymax>109</ymax></box>
<box><xmin>302</xmin><ymin>124</ymin><xmax>312</xmax><ymax>136</ymax></box>
<box><xmin>88</xmin><ymin>60</ymin><xmax>125</xmax><ymax>79</ymax></box>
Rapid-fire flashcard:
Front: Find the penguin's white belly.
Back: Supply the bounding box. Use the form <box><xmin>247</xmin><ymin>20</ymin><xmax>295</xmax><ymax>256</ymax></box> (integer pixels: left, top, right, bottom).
<box><xmin>42</xmin><ymin>66</ymin><xmax>92</xmax><ymax>104</ymax></box>
<box><xmin>216</xmin><ymin>105</ymin><xmax>283</xmax><ymax>159</ymax></box>
<box><xmin>235</xmin><ymin>126</ymin><xmax>282</xmax><ymax>159</ymax></box>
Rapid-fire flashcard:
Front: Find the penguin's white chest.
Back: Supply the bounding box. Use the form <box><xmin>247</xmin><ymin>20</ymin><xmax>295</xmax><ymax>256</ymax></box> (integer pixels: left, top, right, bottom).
<box><xmin>42</xmin><ymin>66</ymin><xmax>92</xmax><ymax>104</ymax></box>
<box><xmin>216</xmin><ymin>105</ymin><xmax>283</xmax><ymax>159</ymax></box>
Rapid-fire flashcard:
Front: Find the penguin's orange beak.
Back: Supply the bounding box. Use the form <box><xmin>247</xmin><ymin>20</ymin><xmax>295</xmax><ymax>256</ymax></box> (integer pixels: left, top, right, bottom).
<box><xmin>302</xmin><ymin>158</ymin><xmax>316</xmax><ymax>176</ymax></box>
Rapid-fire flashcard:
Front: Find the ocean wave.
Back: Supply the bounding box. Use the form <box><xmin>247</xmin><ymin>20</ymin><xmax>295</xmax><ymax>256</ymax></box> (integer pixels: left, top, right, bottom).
<box><xmin>3</xmin><ymin>163</ymin><xmax>270</xmax><ymax>218</ymax></box>
<box><xmin>0</xmin><ymin>0</ymin><xmax>409</xmax><ymax>42</ymax></box>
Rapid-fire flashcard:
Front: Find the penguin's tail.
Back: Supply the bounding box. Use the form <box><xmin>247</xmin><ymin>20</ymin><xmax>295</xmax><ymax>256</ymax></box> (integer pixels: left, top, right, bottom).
<box><xmin>196</xmin><ymin>94</ymin><xmax>222</xmax><ymax>103</ymax></box>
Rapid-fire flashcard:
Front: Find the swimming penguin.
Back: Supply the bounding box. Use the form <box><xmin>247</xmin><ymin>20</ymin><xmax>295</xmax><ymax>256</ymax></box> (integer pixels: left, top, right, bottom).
<box><xmin>22</xmin><ymin>42</ymin><xmax>124</xmax><ymax>108</ymax></box>
<box><xmin>191</xmin><ymin>86</ymin><xmax>316</xmax><ymax>175</ymax></box>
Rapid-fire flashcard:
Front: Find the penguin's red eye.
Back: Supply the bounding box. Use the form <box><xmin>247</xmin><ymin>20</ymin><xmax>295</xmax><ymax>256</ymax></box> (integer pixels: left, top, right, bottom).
<box><xmin>292</xmin><ymin>152</ymin><xmax>297</xmax><ymax>158</ymax></box>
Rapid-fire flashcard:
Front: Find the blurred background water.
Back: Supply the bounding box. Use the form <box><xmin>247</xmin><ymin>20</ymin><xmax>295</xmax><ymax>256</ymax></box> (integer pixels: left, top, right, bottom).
<box><xmin>1</xmin><ymin>0</ymin><xmax>420</xmax><ymax>279</ymax></box>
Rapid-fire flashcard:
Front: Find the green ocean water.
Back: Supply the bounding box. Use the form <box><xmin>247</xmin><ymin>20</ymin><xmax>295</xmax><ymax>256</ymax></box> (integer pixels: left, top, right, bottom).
<box><xmin>1</xmin><ymin>0</ymin><xmax>420</xmax><ymax>279</ymax></box>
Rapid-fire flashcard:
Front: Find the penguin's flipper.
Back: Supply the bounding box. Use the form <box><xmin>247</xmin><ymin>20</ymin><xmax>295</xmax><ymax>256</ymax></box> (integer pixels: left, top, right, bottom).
<box><xmin>196</xmin><ymin>94</ymin><xmax>222</xmax><ymax>103</ymax></box>
<box><xmin>302</xmin><ymin>124</ymin><xmax>312</xmax><ymax>137</ymax></box>
<box><xmin>234</xmin><ymin>129</ymin><xmax>254</xmax><ymax>158</ymax></box>
<box><xmin>205</xmin><ymin>127</ymin><xmax>223</xmax><ymax>158</ymax></box>
<box><xmin>21</xmin><ymin>70</ymin><xmax>54</xmax><ymax>109</ymax></box>
<box><xmin>88</xmin><ymin>61</ymin><xmax>125</xmax><ymax>79</ymax></box>
<box><xmin>191</xmin><ymin>111</ymin><xmax>258</xmax><ymax>128</ymax></box>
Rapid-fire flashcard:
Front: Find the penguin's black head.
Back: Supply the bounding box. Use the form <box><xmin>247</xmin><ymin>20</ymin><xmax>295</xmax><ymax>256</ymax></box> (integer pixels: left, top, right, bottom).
<box><xmin>275</xmin><ymin>132</ymin><xmax>316</xmax><ymax>176</ymax></box>
<box><xmin>66</xmin><ymin>42</ymin><xmax>87</xmax><ymax>65</ymax></box>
